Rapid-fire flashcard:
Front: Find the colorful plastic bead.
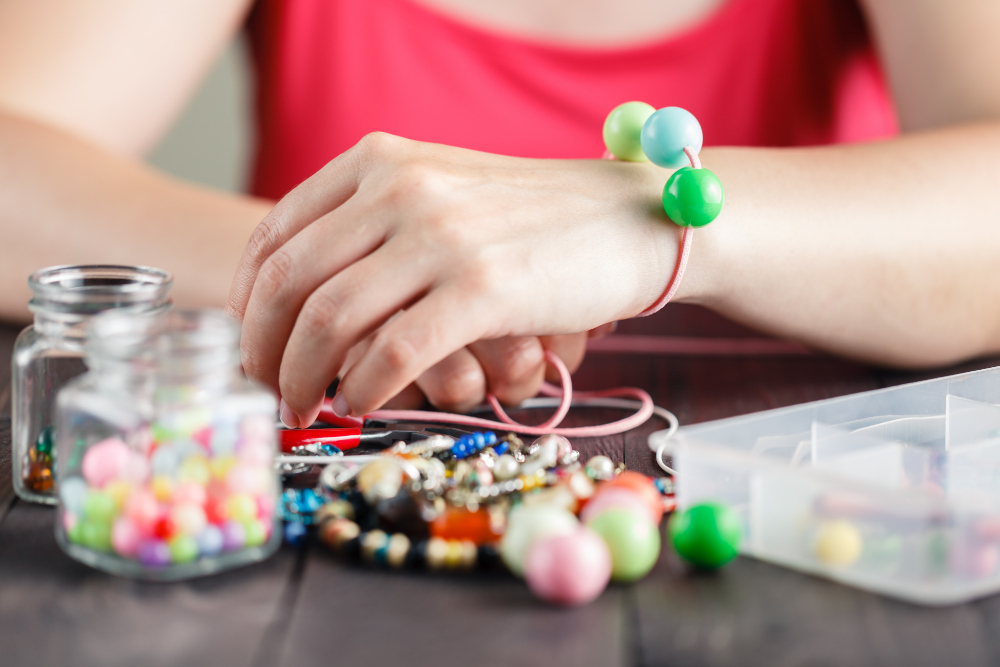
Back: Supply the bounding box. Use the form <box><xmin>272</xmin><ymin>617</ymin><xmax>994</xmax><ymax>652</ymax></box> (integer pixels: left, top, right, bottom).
<box><xmin>137</xmin><ymin>539</ymin><xmax>171</xmax><ymax>567</ymax></box>
<box><xmin>587</xmin><ymin>508</ymin><xmax>660</xmax><ymax>582</ymax></box>
<box><xmin>197</xmin><ymin>525</ymin><xmax>225</xmax><ymax>556</ymax></box>
<box><xmin>430</xmin><ymin>506</ymin><xmax>502</xmax><ymax>545</ymax></box>
<box><xmin>111</xmin><ymin>517</ymin><xmax>141</xmax><ymax>557</ymax></box>
<box><xmin>601</xmin><ymin>471</ymin><xmax>664</xmax><ymax>524</ymax></box>
<box><xmin>603</xmin><ymin>101</ymin><xmax>656</xmax><ymax>162</ymax></box>
<box><xmin>640</xmin><ymin>106</ymin><xmax>703</xmax><ymax>168</ymax></box>
<box><xmin>81</xmin><ymin>437</ymin><xmax>130</xmax><ymax>488</ymax></box>
<box><xmin>524</xmin><ymin>527</ymin><xmax>612</xmax><ymax>606</ymax></box>
<box><xmin>500</xmin><ymin>504</ymin><xmax>578</xmax><ymax>577</ymax></box>
<box><xmin>668</xmin><ymin>501</ymin><xmax>742</xmax><ymax>569</ymax></box>
<box><xmin>169</xmin><ymin>535</ymin><xmax>199</xmax><ymax>564</ymax></box>
<box><xmin>814</xmin><ymin>519</ymin><xmax>862</xmax><ymax>566</ymax></box>
<box><xmin>662</xmin><ymin>166</ymin><xmax>723</xmax><ymax>228</ymax></box>
<box><xmin>581</xmin><ymin>488</ymin><xmax>657</xmax><ymax>526</ymax></box>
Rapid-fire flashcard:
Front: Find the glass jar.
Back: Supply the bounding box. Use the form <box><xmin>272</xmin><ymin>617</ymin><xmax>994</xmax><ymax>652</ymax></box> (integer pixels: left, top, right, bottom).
<box><xmin>12</xmin><ymin>265</ymin><xmax>172</xmax><ymax>504</ymax></box>
<box><xmin>54</xmin><ymin>308</ymin><xmax>280</xmax><ymax>580</ymax></box>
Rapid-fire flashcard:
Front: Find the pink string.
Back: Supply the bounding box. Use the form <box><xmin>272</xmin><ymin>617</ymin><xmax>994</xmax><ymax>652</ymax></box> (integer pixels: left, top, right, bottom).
<box><xmin>319</xmin><ymin>350</ymin><xmax>654</xmax><ymax>437</ymax></box>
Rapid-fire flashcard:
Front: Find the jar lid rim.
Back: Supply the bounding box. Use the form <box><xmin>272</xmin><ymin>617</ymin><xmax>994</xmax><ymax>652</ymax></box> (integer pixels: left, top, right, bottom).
<box><xmin>29</xmin><ymin>264</ymin><xmax>173</xmax><ymax>310</ymax></box>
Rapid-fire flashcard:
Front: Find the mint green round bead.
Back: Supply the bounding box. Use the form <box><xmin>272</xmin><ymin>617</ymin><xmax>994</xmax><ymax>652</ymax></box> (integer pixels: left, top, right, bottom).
<box><xmin>81</xmin><ymin>520</ymin><xmax>113</xmax><ymax>553</ymax></box>
<box><xmin>83</xmin><ymin>490</ymin><xmax>118</xmax><ymax>524</ymax></box>
<box><xmin>668</xmin><ymin>501</ymin><xmax>741</xmax><ymax>569</ymax></box>
<box><xmin>169</xmin><ymin>535</ymin><xmax>199</xmax><ymax>564</ymax></box>
<box><xmin>662</xmin><ymin>167</ymin><xmax>724</xmax><ymax>227</ymax></box>
<box><xmin>602</xmin><ymin>102</ymin><xmax>656</xmax><ymax>162</ymax></box>
<box><xmin>586</xmin><ymin>508</ymin><xmax>660</xmax><ymax>582</ymax></box>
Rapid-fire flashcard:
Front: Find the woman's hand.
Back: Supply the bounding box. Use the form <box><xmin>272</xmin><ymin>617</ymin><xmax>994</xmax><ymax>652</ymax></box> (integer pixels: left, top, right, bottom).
<box><xmin>227</xmin><ymin>133</ymin><xmax>687</xmax><ymax>426</ymax></box>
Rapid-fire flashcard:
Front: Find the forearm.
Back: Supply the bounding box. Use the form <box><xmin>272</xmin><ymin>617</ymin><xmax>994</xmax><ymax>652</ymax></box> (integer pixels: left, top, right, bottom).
<box><xmin>0</xmin><ymin>110</ymin><xmax>272</xmax><ymax>322</ymax></box>
<box><xmin>679</xmin><ymin>122</ymin><xmax>1000</xmax><ymax>367</ymax></box>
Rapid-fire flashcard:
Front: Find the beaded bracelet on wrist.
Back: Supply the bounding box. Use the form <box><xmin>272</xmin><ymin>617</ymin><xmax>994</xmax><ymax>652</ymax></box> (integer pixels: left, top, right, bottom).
<box><xmin>602</xmin><ymin>103</ymin><xmax>724</xmax><ymax>316</ymax></box>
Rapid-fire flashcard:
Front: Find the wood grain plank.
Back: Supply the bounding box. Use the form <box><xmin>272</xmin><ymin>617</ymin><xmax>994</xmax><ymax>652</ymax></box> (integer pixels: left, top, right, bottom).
<box><xmin>0</xmin><ymin>502</ymin><xmax>299</xmax><ymax>667</ymax></box>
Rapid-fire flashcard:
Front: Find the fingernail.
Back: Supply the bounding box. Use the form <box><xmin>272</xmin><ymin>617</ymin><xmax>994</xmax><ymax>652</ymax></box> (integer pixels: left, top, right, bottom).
<box><xmin>279</xmin><ymin>399</ymin><xmax>301</xmax><ymax>429</ymax></box>
<box><xmin>331</xmin><ymin>392</ymin><xmax>351</xmax><ymax>418</ymax></box>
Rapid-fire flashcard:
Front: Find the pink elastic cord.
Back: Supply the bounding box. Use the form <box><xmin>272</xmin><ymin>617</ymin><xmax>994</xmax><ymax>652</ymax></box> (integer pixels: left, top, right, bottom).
<box><xmin>319</xmin><ymin>350</ymin><xmax>655</xmax><ymax>437</ymax></box>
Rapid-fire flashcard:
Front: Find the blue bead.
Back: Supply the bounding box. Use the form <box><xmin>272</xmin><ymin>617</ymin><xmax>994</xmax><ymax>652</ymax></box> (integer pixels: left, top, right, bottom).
<box><xmin>485</xmin><ymin>432</ymin><xmax>497</xmax><ymax>446</ymax></box>
<box><xmin>473</xmin><ymin>433</ymin><xmax>486</xmax><ymax>450</ymax></box>
<box><xmin>493</xmin><ymin>441</ymin><xmax>509</xmax><ymax>456</ymax></box>
<box><xmin>640</xmin><ymin>107</ymin><xmax>703</xmax><ymax>169</ymax></box>
<box><xmin>284</xmin><ymin>521</ymin><xmax>308</xmax><ymax>547</ymax></box>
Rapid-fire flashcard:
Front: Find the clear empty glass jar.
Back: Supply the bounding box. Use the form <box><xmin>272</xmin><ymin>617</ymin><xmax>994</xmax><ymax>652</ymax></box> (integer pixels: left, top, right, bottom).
<box><xmin>12</xmin><ymin>265</ymin><xmax>172</xmax><ymax>504</ymax></box>
<box><xmin>54</xmin><ymin>308</ymin><xmax>280</xmax><ymax>580</ymax></box>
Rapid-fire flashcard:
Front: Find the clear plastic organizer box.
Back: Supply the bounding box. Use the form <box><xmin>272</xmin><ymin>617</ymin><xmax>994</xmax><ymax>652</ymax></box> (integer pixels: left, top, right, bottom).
<box><xmin>653</xmin><ymin>366</ymin><xmax>1000</xmax><ymax>605</ymax></box>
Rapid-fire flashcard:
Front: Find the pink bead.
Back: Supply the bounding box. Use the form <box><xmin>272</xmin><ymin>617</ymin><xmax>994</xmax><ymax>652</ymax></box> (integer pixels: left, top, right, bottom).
<box><xmin>240</xmin><ymin>414</ymin><xmax>274</xmax><ymax>444</ymax></box>
<box><xmin>227</xmin><ymin>465</ymin><xmax>265</xmax><ymax>495</ymax></box>
<box><xmin>125</xmin><ymin>489</ymin><xmax>161</xmax><ymax>536</ymax></box>
<box><xmin>120</xmin><ymin>452</ymin><xmax>151</xmax><ymax>484</ymax></box>
<box><xmin>62</xmin><ymin>511</ymin><xmax>77</xmax><ymax>533</ymax></box>
<box><xmin>81</xmin><ymin>438</ymin><xmax>131</xmax><ymax>488</ymax></box>
<box><xmin>112</xmin><ymin>517</ymin><xmax>141</xmax><ymax>557</ymax></box>
<box><xmin>173</xmin><ymin>482</ymin><xmax>207</xmax><ymax>507</ymax></box>
<box><xmin>580</xmin><ymin>488</ymin><xmax>658</xmax><ymax>527</ymax></box>
<box><xmin>192</xmin><ymin>427</ymin><xmax>213</xmax><ymax>453</ymax></box>
<box><xmin>952</xmin><ymin>540</ymin><xmax>999</xmax><ymax>579</ymax></box>
<box><xmin>237</xmin><ymin>442</ymin><xmax>272</xmax><ymax>467</ymax></box>
<box><xmin>524</xmin><ymin>527</ymin><xmax>612</xmax><ymax>606</ymax></box>
<box><xmin>256</xmin><ymin>494</ymin><xmax>275</xmax><ymax>521</ymax></box>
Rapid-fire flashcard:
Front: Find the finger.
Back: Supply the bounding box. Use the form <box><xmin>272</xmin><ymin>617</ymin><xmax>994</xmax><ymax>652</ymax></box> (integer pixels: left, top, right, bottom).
<box><xmin>382</xmin><ymin>382</ymin><xmax>427</xmax><ymax>410</ymax></box>
<box><xmin>239</xmin><ymin>195</ymin><xmax>387</xmax><ymax>390</ymax></box>
<box><xmin>227</xmin><ymin>132</ymin><xmax>402</xmax><ymax>319</ymax></box>
<box><xmin>468</xmin><ymin>336</ymin><xmax>545</xmax><ymax>406</ymax></box>
<box><xmin>277</xmin><ymin>247</ymin><xmax>434</xmax><ymax>426</ymax></box>
<box><xmin>588</xmin><ymin>321</ymin><xmax>618</xmax><ymax>339</ymax></box>
<box><xmin>415</xmin><ymin>347</ymin><xmax>487</xmax><ymax>413</ymax></box>
<box><xmin>539</xmin><ymin>333</ymin><xmax>589</xmax><ymax>383</ymax></box>
<box><xmin>333</xmin><ymin>286</ymin><xmax>490</xmax><ymax>417</ymax></box>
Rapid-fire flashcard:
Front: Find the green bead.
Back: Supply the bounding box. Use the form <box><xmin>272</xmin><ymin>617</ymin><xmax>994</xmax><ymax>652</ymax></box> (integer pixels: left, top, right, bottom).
<box><xmin>586</xmin><ymin>508</ymin><xmax>661</xmax><ymax>582</ymax></box>
<box><xmin>243</xmin><ymin>520</ymin><xmax>267</xmax><ymax>548</ymax></box>
<box><xmin>668</xmin><ymin>501</ymin><xmax>741</xmax><ymax>569</ymax></box>
<box><xmin>36</xmin><ymin>426</ymin><xmax>55</xmax><ymax>456</ymax></box>
<box><xmin>662</xmin><ymin>167</ymin><xmax>724</xmax><ymax>227</ymax></box>
<box><xmin>81</xmin><ymin>520</ymin><xmax>113</xmax><ymax>552</ymax></box>
<box><xmin>168</xmin><ymin>535</ymin><xmax>199</xmax><ymax>564</ymax></box>
<box><xmin>67</xmin><ymin>520</ymin><xmax>85</xmax><ymax>545</ymax></box>
<box><xmin>83</xmin><ymin>490</ymin><xmax>118</xmax><ymax>524</ymax></box>
<box><xmin>603</xmin><ymin>102</ymin><xmax>656</xmax><ymax>162</ymax></box>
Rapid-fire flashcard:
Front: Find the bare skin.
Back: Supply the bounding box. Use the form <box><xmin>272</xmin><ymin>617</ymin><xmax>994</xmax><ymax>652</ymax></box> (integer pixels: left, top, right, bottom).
<box><xmin>1</xmin><ymin>0</ymin><xmax>999</xmax><ymax>425</ymax></box>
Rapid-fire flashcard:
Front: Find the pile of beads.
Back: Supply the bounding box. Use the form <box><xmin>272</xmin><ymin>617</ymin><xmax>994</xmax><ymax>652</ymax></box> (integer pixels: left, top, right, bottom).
<box><xmin>58</xmin><ymin>411</ymin><xmax>279</xmax><ymax>572</ymax></box>
<box><xmin>303</xmin><ymin>431</ymin><xmax>675</xmax><ymax>606</ymax></box>
<box><xmin>23</xmin><ymin>425</ymin><xmax>55</xmax><ymax>494</ymax></box>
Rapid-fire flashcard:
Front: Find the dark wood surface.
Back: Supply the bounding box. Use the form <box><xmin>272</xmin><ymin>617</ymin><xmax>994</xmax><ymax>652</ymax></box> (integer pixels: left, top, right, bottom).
<box><xmin>2</xmin><ymin>305</ymin><xmax>1000</xmax><ymax>667</ymax></box>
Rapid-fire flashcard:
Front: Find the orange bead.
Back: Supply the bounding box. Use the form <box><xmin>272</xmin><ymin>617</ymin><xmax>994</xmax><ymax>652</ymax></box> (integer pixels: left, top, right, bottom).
<box><xmin>601</xmin><ymin>471</ymin><xmax>664</xmax><ymax>524</ymax></box>
<box><xmin>430</xmin><ymin>507</ymin><xmax>502</xmax><ymax>545</ymax></box>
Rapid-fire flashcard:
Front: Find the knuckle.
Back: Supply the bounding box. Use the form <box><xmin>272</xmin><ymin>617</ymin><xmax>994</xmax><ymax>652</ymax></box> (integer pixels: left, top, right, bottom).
<box><xmin>372</xmin><ymin>331</ymin><xmax>419</xmax><ymax>375</ymax></box>
<box><xmin>359</xmin><ymin>131</ymin><xmax>402</xmax><ymax>157</ymax></box>
<box><xmin>297</xmin><ymin>290</ymin><xmax>343</xmax><ymax>341</ymax></box>
<box><xmin>255</xmin><ymin>248</ymin><xmax>295</xmax><ymax>303</ymax></box>
<box><xmin>245</xmin><ymin>212</ymin><xmax>286</xmax><ymax>268</ymax></box>
<box><xmin>428</xmin><ymin>364</ymin><xmax>484</xmax><ymax>412</ymax></box>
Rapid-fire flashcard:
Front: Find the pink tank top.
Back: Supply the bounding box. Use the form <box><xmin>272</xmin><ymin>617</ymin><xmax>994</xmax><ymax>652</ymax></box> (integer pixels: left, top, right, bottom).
<box><xmin>248</xmin><ymin>0</ymin><xmax>898</xmax><ymax>200</ymax></box>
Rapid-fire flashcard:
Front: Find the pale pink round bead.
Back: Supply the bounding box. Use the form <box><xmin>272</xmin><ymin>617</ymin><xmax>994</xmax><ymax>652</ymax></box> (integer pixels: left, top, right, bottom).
<box><xmin>580</xmin><ymin>487</ymin><xmax>658</xmax><ymax>527</ymax></box>
<box><xmin>120</xmin><ymin>452</ymin><xmax>151</xmax><ymax>485</ymax></box>
<box><xmin>81</xmin><ymin>438</ymin><xmax>130</xmax><ymax>488</ymax></box>
<box><xmin>124</xmin><ymin>488</ymin><xmax>160</xmax><ymax>536</ymax></box>
<box><xmin>112</xmin><ymin>517</ymin><xmax>141</xmax><ymax>557</ymax></box>
<box><xmin>524</xmin><ymin>527</ymin><xmax>612</xmax><ymax>606</ymax></box>
<box><xmin>173</xmin><ymin>482</ymin><xmax>207</xmax><ymax>507</ymax></box>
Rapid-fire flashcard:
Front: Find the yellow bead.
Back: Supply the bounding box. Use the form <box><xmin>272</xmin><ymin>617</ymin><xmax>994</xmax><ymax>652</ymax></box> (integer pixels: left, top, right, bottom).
<box><xmin>178</xmin><ymin>455</ymin><xmax>210</xmax><ymax>486</ymax></box>
<box><xmin>209</xmin><ymin>455</ymin><xmax>238</xmax><ymax>481</ymax></box>
<box><xmin>104</xmin><ymin>481</ymin><xmax>132</xmax><ymax>510</ymax></box>
<box><xmin>815</xmin><ymin>520</ymin><xmax>863</xmax><ymax>566</ymax></box>
<box><xmin>150</xmin><ymin>475</ymin><xmax>174</xmax><ymax>502</ymax></box>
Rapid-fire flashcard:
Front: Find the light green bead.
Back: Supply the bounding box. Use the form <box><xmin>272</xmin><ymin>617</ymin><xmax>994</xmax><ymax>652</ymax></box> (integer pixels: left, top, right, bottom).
<box><xmin>587</xmin><ymin>508</ymin><xmax>660</xmax><ymax>582</ymax></box>
<box><xmin>603</xmin><ymin>102</ymin><xmax>656</xmax><ymax>162</ymax></box>
<box><xmin>81</xmin><ymin>520</ymin><xmax>113</xmax><ymax>553</ymax></box>
<box><xmin>169</xmin><ymin>535</ymin><xmax>199</xmax><ymax>563</ymax></box>
<box><xmin>243</xmin><ymin>520</ymin><xmax>267</xmax><ymax>548</ymax></box>
<box><xmin>83</xmin><ymin>490</ymin><xmax>118</xmax><ymax>524</ymax></box>
<box><xmin>662</xmin><ymin>167</ymin><xmax>724</xmax><ymax>227</ymax></box>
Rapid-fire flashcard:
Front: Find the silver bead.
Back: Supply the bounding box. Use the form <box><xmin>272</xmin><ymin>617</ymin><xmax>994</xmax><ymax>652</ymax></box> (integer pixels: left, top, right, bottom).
<box><xmin>585</xmin><ymin>455</ymin><xmax>615</xmax><ymax>481</ymax></box>
<box><xmin>494</xmin><ymin>454</ymin><xmax>519</xmax><ymax>481</ymax></box>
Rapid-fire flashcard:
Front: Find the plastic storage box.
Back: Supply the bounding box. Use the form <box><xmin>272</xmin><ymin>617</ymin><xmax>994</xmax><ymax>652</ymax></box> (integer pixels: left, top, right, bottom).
<box><xmin>653</xmin><ymin>365</ymin><xmax>1000</xmax><ymax>605</ymax></box>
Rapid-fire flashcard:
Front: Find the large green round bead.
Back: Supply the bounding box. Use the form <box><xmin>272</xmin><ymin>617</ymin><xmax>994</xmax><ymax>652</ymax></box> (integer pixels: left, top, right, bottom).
<box><xmin>662</xmin><ymin>167</ymin><xmax>724</xmax><ymax>227</ymax></box>
<box><xmin>668</xmin><ymin>501</ymin><xmax>741</xmax><ymax>569</ymax></box>
<box><xmin>602</xmin><ymin>102</ymin><xmax>656</xmax><ymax>162</ymax></box>
<box><xmin>586</xmin><ymin>508</ymin><xmax>660</xmax><ymax>582</ymax></box>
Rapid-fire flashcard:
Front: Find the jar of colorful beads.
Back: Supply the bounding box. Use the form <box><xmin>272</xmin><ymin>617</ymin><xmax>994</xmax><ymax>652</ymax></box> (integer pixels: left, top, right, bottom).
<box><xmin>12</xmin><ymin>265</ymin><xmax>173</xmax><ymax>505</ymax></box>
<box><xmin>54</xmin><ymin>308</ymin><xmax>280</xmax><ymax>579</ymax></box>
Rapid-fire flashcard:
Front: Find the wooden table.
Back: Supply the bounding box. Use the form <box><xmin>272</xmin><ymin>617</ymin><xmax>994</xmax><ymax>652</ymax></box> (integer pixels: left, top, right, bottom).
<box><xmin>2</xmin><ymin>306</ymin><xmax>999</xmax><ymax>667</ymax></box>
